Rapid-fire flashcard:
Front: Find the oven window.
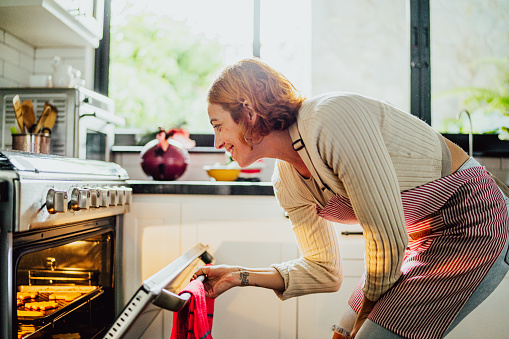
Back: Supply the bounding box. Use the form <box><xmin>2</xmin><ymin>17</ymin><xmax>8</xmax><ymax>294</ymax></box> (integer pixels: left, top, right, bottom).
<box><xmin>86</xmin><ymin>129</ymin><xmax>107</xmax><ymax>161</ymax></box>
<box><xmin>16</xmin><ymin>232</ymin><xmax>114</xmax><ymax>338</ymax></box>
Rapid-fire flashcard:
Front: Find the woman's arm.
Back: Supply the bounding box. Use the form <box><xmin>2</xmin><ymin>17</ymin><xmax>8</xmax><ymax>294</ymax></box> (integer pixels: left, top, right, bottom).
<box><xmin>192</xmin><ymin>265</ymin><xmax>285</xmax><ymax>299</ymax></box>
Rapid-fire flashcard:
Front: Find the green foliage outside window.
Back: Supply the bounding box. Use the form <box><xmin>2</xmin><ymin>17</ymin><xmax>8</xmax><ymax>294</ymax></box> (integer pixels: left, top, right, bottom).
<box><xmin>439</xmin><ymin>57</ymin><xmax>509</xmax><ymax>139</ymax></box>
<box><xmin>109</xmin><ymin>10</ymin><xmax>223</xmax><ymax>133</ymax></box>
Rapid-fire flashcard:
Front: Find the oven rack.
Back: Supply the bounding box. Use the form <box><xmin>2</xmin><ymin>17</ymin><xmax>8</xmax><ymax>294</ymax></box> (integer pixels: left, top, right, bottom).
<box><xmin>28</xmin><ymin>268</ymin><xmax>97</xmax><ymax>286</ymax></box>
<box><xmin>17</xmin><ymin>287</ymin><xmax>103</xmax><ymax>324</ymax></box>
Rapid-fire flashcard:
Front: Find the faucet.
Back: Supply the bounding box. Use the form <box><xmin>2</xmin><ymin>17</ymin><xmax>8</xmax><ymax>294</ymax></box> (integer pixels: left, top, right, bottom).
<box><xmin>457</xmin><ymin>109</ymin><xmax>473</xmax><ymax>157</ymax></box>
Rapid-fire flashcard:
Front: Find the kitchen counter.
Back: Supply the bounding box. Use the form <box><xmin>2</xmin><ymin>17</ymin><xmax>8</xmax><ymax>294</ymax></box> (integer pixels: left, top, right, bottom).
<box><xmin>127</xmin><ymin>180</ymin><xmax>275</xmax><ymax>195</ymax></box>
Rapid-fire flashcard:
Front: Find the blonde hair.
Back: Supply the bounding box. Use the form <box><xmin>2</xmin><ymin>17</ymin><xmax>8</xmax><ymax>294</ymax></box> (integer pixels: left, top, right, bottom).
<box><xmin>207</xmin><ymin>58</ymin><xmax>305</xmax><ymax>144</ymax></box>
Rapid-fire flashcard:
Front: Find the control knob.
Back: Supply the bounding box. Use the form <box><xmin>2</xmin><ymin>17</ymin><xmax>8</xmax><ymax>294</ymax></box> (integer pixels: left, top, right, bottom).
<box><xmin>70</xmin><ymin>188</ymin><xmax>90</xmax><ymax>211</ymax></box>
<box><xmin>124</xmin><ymin>187</ymin><xmax>133</xmax><ymax>205</ymax></box>
<box><xmin>114</xmin><ymin>186</ymin><xmax>125</xmax><ymax>205</ymax></box>
<box><xmin>98</xmin><ymin>188</ymin><xmax>110</xmax><ymax>207</ymax></box>
<box><xmin>109</xmin><ymin>187</ymin><xmax>118</xmax><ymax>206</ymax></box>
<box><xmin>86</xmin><ymin>187</ymin><xmax>100</xmax><ymax>208</ymax></box>
<box><xmin>46</xmin><ymin>189</ymin><xmax>68</xmax><ymax>214</ymax></box>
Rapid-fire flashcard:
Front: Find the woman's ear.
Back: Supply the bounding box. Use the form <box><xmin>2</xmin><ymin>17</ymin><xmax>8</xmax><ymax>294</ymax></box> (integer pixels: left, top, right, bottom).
<box><xmin>242</xmin><ymin>100</ymin><xmax>257</xmax><ymax>123</ymax></box>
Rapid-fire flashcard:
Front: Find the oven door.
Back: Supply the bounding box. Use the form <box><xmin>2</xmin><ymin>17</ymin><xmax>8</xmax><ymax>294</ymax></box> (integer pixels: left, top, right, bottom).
<box><xmin>77</xmin><ymin>103</ymin><xmax>124</xmax><ymax>162</ymax></box>
<box><xmin>105</xmin><ymin>243</ymin><xmax>214</xmax><ymax>339</ymax></box>
<box><xmin>9</xmin><ymin>217</ymin><xmax>121</xmax><ymax>339</ymax></box>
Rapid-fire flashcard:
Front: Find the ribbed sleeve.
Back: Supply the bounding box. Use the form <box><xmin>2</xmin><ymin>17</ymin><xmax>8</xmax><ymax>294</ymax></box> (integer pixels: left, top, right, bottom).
<box><xmin>271</xmin><ymin>161</ymin><xmax>343</xmax><ymax>300</ymax></box>
<box><xmin>270</xmin><ymin>92</ymin><xmax>444</xmax><ymax>302</ymax></box>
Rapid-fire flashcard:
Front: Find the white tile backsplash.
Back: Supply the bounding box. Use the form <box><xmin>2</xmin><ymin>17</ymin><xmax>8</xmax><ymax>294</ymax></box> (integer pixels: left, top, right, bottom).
<box><xmin>19</xmin><ymin>54</ymin><xmax>35</xmax><ymax>72</ymax></box>
<box><xmin>0</xmin><ymin>28</ymin><xmax>94</xmax><ymax>88</ymax></box>
<box><xmin>477</xmin><ymin>157</ymin><xmax>502</xmax><ymax>170</ymax></box>
<box><xmin>3</xmin><ymin>61</ymin><xmax>31</xmax><ymax>84</ymax></box>
<box><xmin>5</xmin><ymin>32</ymin><xmax>34</xmax><ymax>57</ymax></box>
<box><xmin>0</xmin><ymin>77</ymin><xmax>17</xmax><ymax>87</ymax></box>
<box><xmin>502</xmin><ymin>158</ymin><xmax>509</xmax><ymax>170</ymax></box>
<box><xmin>0</xmin><ymin>43</ymin><xmax>20</xmax><ymax>65</ymax></box>
<box><xmin>478</xmin><ymin>156</ymin><xmax>509</xmax><ymax>185</ymax></box>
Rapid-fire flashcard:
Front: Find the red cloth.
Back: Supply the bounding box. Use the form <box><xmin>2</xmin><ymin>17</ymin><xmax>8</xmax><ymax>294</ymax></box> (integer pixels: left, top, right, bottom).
<box><xmin>170</xmin><ymin>279</ymin><xmax>214</xmax><ymax>339</ymax></box>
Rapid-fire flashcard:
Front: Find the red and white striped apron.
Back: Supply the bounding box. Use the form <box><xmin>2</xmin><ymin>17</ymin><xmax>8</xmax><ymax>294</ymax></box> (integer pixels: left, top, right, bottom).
<box><xmin>317</xmin><ymin>166</ymin><xmax>509</xmax><ymax>339</ymax></box>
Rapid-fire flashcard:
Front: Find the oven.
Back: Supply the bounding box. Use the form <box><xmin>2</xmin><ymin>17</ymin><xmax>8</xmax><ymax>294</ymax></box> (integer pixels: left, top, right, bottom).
<box><xmin>0</xmin><ymin>87</ymin><xmax>124</xmax><ymax>162</ymax></box>
<box><xmin>0</xmin><ymin>150</ymin><xmax>131</xmax><ymax>339</ymax></box>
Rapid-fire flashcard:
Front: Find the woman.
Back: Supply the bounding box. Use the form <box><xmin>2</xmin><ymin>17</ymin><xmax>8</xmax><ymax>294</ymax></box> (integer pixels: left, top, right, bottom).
<box><xmin>192</xmin><ymin>58</ymin><xmax>509</xmax><ymax>339</ymax></box>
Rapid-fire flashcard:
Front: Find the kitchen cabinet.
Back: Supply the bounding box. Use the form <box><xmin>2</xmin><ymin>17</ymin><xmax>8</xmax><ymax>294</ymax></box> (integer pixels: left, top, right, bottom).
<box><xmin>123</xmin><ymin>194</ymin><xmax>300</xmax><ymax>338</ymax></box>
<box><xmin>123</xmin><ymin>192</ymin><xmax>508</xmax><ymax>338</ymax></box>
<box><xmin>296</xmin><ymin>223</ymin><xmax>365</xmax><ymax>338</ymax></box>
<box><xmin>0</xmin><ymin>0</ymin><xmax>104</xmax><ymax>48</ymax></box>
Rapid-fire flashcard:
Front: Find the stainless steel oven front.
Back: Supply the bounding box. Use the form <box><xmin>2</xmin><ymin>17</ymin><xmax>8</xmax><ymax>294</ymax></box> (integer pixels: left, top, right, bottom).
<box><xmin>0</xmin><ymin>87</ymin><xmax>124</xmax><ymax>162</ymax></box>
<box><xmin>0</xmin><ymin>150</ymin><xmax>131</xmax><ymax>339</ymax></box>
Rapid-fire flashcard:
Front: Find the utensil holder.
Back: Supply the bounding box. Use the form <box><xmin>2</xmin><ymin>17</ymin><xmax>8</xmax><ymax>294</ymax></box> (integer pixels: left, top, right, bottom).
<box><xmin>12</xmin><ymin>133</ymin><xmax>50</xmax><ymax>154</ymax></box>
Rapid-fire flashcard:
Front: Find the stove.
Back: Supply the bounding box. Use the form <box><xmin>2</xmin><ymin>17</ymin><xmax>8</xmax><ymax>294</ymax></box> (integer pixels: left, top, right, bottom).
<box><xmin>0</xmin><ymin>150</ymin><xmax>131</xmax><ymax>338</ymax></box>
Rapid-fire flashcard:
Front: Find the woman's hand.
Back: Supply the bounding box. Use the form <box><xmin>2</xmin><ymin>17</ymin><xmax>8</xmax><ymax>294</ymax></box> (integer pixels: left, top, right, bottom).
<box><xmin>192</xmin><ymin>265</ymin><xmax>238</xmax><ymax>299</ymax></box>
<box><xmin>192</xmin><ymin>265</ymin><xmax>285</xmax><ymax>299</ymax></box>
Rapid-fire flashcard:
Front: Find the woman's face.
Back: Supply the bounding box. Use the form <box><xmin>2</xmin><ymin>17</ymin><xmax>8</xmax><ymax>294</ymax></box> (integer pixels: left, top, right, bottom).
<box><xmin>208</xmin><ymin>103</ymin><xmax>256</xmax><ymax>167</ymax></box>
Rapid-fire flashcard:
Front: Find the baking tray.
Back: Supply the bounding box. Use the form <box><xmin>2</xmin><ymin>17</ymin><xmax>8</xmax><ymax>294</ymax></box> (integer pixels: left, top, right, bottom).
<box><xmin>17</xmin><ymin>286</ymin><xmax>103</xmax><ymax>323</ymax></box>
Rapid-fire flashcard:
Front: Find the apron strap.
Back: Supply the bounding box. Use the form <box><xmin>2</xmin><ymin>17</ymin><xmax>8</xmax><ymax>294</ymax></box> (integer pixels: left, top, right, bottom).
<box><xmin>288</xmin><ymin>122</ymin><xmax>333</xmax><ymax>194</ymax></box>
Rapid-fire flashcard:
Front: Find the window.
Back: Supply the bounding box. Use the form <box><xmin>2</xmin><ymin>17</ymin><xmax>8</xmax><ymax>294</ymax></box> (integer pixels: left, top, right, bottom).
<box><xmin>430</xmin><ymin>0</ymin><xmax>509</xmax><ymax>136</ymax></box>
<box><xmin>102</xmin><ymin>0</ymin><xmax>508</xmax><ymax>153</ymax></box>
<box><xmin>108</xmin><ymin>0</ymin><xmax>310</xmax><ymax>134</ymax></box>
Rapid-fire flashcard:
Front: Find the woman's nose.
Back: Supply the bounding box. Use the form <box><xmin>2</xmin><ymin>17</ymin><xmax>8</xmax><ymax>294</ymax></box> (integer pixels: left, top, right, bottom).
<box><xmin>214</xmin><ymin>136</ymin><xmax>224</xmax><ymax>150</ymax></box>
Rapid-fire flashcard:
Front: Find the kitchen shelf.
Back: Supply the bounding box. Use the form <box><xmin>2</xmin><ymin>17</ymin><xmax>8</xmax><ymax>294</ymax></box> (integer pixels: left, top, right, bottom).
<box><xmin>0</xmin><ymin>0</ymin><xmax>103</xmax><ymax>48</ymax></box>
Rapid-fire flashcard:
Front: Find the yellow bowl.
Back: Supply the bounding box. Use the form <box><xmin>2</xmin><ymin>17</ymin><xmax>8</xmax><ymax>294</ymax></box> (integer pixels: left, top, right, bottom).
<box><xmin>205</xmin><ymin>168</ymin><xmax>241</xmax><ymax>181</ymax></box>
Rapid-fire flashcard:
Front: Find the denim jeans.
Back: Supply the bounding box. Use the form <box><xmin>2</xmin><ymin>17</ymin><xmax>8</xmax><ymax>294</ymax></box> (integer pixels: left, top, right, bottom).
<box><xmin>338</xmin><ymin>158</ymin><xmax>509</xmax><ymax>339</ymax></box>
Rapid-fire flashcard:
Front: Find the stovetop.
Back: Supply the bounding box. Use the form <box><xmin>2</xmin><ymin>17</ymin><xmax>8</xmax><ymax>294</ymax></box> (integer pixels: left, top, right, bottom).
<box><xmin>0</xmin><ymin>150</ymin><xmax>128</xmax><ymax>180</ymax></box>
<box><xmin>0</xmin><ymin>150</ymin><xmax>131</xmax><ymax>233</ymax></box>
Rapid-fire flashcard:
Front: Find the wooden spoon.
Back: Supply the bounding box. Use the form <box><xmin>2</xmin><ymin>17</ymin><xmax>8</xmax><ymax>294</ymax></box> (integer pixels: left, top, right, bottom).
<box><xmin>12</xmin><ymin>95</ymin><xmax>24</xmax><ymax>133</ymax></box>
<box><xmin>21</xmin><ymin>100</ymin><xmax>35</xmax><ymax>132</ymax></box>
<box><xmin>33</xmin><ymin>103</ymin><xmax>51</xmax><ymax>134</ymax></box>
<box><xmin>41</xmin><ymin>104</ymin><xmax>58</xmax><ymax>134</ymax></box>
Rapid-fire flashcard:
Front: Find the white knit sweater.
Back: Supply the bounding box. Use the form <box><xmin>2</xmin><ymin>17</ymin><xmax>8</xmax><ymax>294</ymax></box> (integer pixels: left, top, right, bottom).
<box><xmin>271</xmin><ymin>92</ymin><xmax>445</xmax><ymax>301</ymax></box>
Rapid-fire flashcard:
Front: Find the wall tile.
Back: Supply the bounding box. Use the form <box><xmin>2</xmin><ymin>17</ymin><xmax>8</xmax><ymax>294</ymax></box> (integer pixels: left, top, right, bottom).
<box><xmin>0</xmin><ymin>76</ymin><xmax>19</xmax><ymax>87</ymax></box>
<box><xmin>0</xmin><ymin>29</ymin><xmax>5</xmax><ymax>43</ymax></box>
<box><xmin>489</xmin><ymin>169</ymin><xmax>509</xmax><ymax>185</ymax></box>
<box><xmin>0</xmin><ymin>44</ymin><xmax>19</xmax><ymax>65</ymax></box>
<box><xmin>33</xmin><ymin>59</ymin><xmax>54</xmax><ymax>74</ymax></box>
<box><xmin>477</xmin><ymin>157</ymin><xmax>502</xmax><ymax>171</ymax></box>
<box><xmin>3</xmin><ymin>62</ymin><xmax>31</xmax><ymax>86</ymax></box>
<box><xmin>19</xmin><ymin>54</ymin><xmax>34</xmax><ymax>73</ymax></box>
<box><xmin>4</xmin><ymin>33</ymin><xmax>34</xmax><ymax>57</ymax></box>
<box><xmin>502</xmin><ymin>158</ymin><xmax>509</xmax><ymax>170</ymax></box>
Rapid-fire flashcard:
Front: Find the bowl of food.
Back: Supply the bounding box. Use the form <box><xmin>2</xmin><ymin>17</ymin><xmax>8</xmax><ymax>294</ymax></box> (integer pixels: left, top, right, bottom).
<box><xmin>203</xmin><ymin>163</ymin><xmax>241</xmax><ymax>181</ymax></box>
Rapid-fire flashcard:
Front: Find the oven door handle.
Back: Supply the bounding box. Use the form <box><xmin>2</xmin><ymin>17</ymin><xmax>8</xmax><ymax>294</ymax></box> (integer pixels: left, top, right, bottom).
<box><xmin>152</xmin><ymin>275</ymin><xmax>207</xmax><ymax>312</ymax></box>
<box><xmin>149</xmin><ymin>244</ymin><xmax>214</xmax><ymax>312</ymax></box>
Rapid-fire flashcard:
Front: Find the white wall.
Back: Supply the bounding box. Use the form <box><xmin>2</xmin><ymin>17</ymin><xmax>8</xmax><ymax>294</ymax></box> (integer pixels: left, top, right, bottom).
<box><xmin>311</xmin><ymin>0</ymin><xmax>410</xmax><ymax>110</ymax></box>
<box><xmin>0</xmin><ymin>27</ymin><xmax>95</xmax><ymax>89</ymax></box>
<box><xmin>0</xmin><ymin>30</ymin><xmax>34</xmax><ymax>87</ymax></box>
